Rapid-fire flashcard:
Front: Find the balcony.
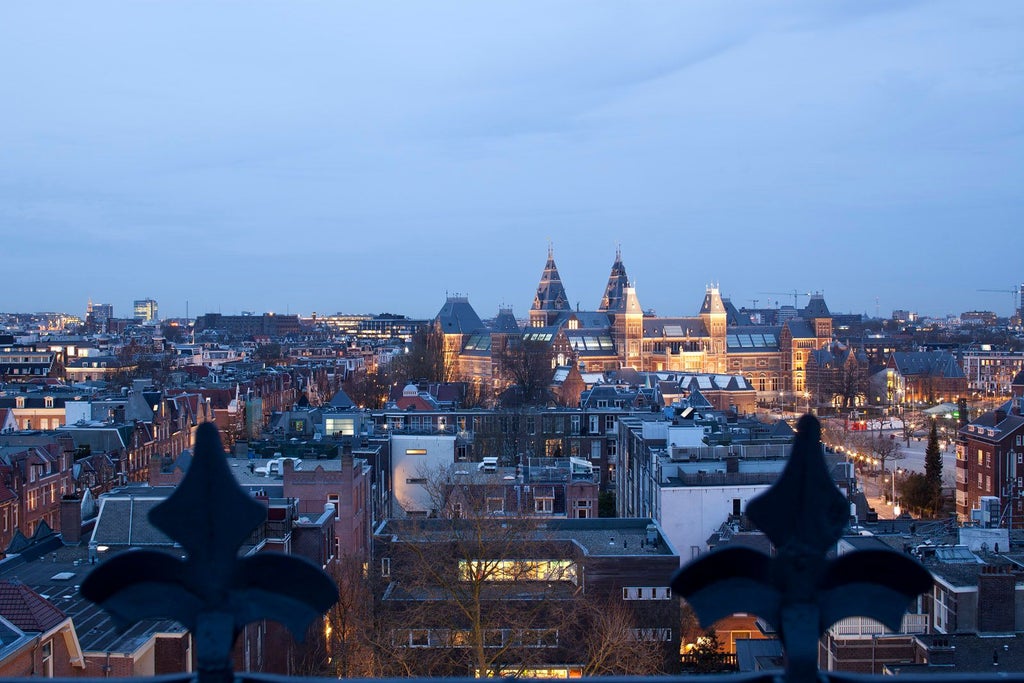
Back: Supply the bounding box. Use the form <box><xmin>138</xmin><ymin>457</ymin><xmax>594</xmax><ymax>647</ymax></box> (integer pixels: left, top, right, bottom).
<box><xmin>828</xmin><ymin>614</ymin><xmax>930</xmax><ymax>639</ymax></box>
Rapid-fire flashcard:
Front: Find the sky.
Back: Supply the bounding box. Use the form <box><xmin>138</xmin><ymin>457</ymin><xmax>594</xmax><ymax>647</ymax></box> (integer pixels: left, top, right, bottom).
<box><xmin>1</xmin><ymin>1</ymin><xmax>1022</xmax><ymax>321</ymax></box>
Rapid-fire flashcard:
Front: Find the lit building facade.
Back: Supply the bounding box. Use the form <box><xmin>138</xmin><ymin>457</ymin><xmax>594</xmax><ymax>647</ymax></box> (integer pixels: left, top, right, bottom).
<box><xmin>439</xmin><ymin>248</ymin><xmax>833</xmax><ymax>401</ymax></box>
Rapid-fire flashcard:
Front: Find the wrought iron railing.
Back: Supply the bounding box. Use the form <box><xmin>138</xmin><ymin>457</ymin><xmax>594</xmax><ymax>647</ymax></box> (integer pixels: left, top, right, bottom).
<box><xmin>72</xmin><ymin>417</ymin><xmax>980</xmax><ymax>683</ymax></box>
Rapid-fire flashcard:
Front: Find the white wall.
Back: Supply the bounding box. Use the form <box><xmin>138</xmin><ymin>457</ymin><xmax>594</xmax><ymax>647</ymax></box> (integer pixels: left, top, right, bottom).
<box><xmin>391</xmin><ymin>434</ymin><xmax>456</xmax><ymax>516</ymax></box>
<box><xmin>658</xmin><ymin>484</ymin><xmax>772</xmax><ymax>562</ymax></box>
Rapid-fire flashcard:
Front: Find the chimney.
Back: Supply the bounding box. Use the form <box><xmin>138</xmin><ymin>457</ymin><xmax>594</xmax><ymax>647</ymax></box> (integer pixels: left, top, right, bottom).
<box><xmin>60</xmin><ymin>494</ymin><xmax>83</xmax><ymax>545</ymax></box>
<box><xmin>995</xmin><ymin>409</ymin><xmax>1007</xmax><ymax>424</ymax></box>
<box><xmin>978</xmin><ymin>565</ymin><xmax>1015</xmax><ymax>633</ymax></box>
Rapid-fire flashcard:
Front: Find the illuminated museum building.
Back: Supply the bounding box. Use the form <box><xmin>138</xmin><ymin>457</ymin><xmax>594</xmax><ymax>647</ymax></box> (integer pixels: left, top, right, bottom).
<box><xmin>438</xmin><ymin>248</ymin><xmax>833</xmax><ymax>400</ymax></box>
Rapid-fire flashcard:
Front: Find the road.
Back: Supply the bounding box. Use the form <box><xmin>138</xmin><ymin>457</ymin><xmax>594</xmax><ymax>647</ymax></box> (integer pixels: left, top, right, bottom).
<box><xmin>821</xmin><ymin>419</ymin><xmax>959</xmax><ymax>520</ymax></box>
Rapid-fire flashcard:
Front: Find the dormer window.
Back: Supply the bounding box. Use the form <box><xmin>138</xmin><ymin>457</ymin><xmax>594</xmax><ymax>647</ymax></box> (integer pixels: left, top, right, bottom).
<box><xmin>44</xmin><ymin>396</ymin><xmax>54</xmax><ymax>408</ymax></box>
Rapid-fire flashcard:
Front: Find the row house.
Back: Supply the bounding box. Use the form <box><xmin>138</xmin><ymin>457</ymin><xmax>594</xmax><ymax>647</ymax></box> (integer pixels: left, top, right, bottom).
<box><xmin>0</xmin><ymin>391</ymin><xmax>79</xmax><ymax>431</ymax></box>
<box><xmin>0</xmin><ymin>344</ymin><xmax>56</xmax><ymax>381</ymax></box>
<box><xmin>0</xmin><ymin>439</ymin><xmax>73</xmax><ymax>543</ymax></box>
<box><xmin>58</xmin><ymin>391</ymin><xmax>213</xmax><ymax>493</ymax></box>
<box><xmin>955</xmin><ymin>373</ymin><xmax>1024</xmax><ymax>525</ymax></box>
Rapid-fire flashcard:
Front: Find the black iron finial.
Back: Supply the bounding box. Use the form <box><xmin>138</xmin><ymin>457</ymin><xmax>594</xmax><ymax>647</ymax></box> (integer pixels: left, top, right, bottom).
<box><xmin>672</xmin><ymin>414</ymin><xmax>932</xmax><ymax>683</ymax></box>
<box><xmin>82</xmin><ymin>423</ymin><xmax>338</xmax><ymax>683</ymax></box>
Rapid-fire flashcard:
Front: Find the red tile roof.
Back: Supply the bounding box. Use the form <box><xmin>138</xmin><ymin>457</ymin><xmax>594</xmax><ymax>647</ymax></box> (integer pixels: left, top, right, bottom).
<box><xmin>0</xmin><ymin>581</ymin><xmax>66</xmax><ymax>632</ymax></box>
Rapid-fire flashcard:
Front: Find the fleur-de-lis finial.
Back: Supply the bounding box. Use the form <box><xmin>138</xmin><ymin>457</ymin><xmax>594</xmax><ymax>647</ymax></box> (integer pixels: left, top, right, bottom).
<box><xmin>82</xmin><ymin>423</ymin><xmax>338</xmax><ymax>683</ymax></box>
<box><xmin>672</xmin><ymin>415</ymin><xmax>932</xmax><ymax>683</ymax></box>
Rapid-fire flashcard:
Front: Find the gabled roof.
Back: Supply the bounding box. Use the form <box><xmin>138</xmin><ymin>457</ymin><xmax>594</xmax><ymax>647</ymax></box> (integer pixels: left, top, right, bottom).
<box><xmin>435</xmin><ymin>296</ymin><xmax>485</xmax><ymax>335</ymax></box>
<box><xmin>328</xmin><ymin>388</ymin><xmax>355</xmax><ymax>409</ymax></box>
<box><xmin>0</xmin><ymin>581</ymin><xmax>66</xmax><ymax>633</ymax></box>
<box><xmin>890</xmin><ymin>351</ymin><xmax>965</xmax><ymax>379</ymax></box>
<box><xmin>685</xmin><ymin>388</ymin><xmax>714</xmax><ymax>410</ymax></box>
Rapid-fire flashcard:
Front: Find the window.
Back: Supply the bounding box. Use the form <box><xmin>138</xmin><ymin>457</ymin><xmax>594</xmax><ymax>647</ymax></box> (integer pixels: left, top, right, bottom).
<box><xmin>327</xmin><ymin>493</ymin><xmax>339</xmax><ymax>518</ymax></box>
<box><xmin>604</xmin><ymin>415</ymin><xmax>616</xmax><ymax>433</ymax></box>
<box><xmin>978</xmin><ymin>450</ymin><xmax>984</xmax><ymax>466</ymax></box>
<box><xmin>571</xmin><ymin>415</ymin><xmax>580</xmax><ymax>435</ymax></box>
<box><xmin>486</xmin><ymin>497</ymin><xmax>504</xmax><ymax>514</ymax></box>
<box><xmin>41</xmin><ymin>640</ymin><xmax>53</xmax><ymax>677</ymax></box>
<box><xmin>589</xmin><ymin>416</ymin><xmax>600</xmax><ymax>434</ymax></box>
<box><xmin>535</xmin><ymin>497</ymin><xmax>553</xmax><ymax>514</ymax></box>
<box><xmin>591</xmin><ymin>440</ymin><xmax>602</xmax><ymax>460</ymax></box>
<box><xmin>406</xmin><ymin>478</ymin><xmax>427</xmax><ymax>485</ymax></box>
<box><xmin>458</xmin><ymin>559</ymin><xmax>578</xmax><ymax>584</ymax></box>
<box><xmin>622</xmin><ymin>586</ymin><xmax>672</xmax><ymax>600</ymax></box>
<box><xmin>575</xmin><ymin>500</ymin><xmax>592</xmax><ymax>519</ymax></box>
<box><xmin>629</xmin><ymin>628</ymin><xmax>673</xmax><ymax>642</ymax></box>
<box><xmin>527</xmin><ymin>417</ymin><xmax>536</xmax><ymax>435</ymax></box>
<box><xmin>1018</xmin><ymin>435</ymin><xmax>1023</xmax><ymax>446</ymax></box>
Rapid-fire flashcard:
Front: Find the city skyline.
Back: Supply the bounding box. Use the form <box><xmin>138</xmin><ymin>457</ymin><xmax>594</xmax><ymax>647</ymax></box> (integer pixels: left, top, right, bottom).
<box><xmin>2</xmin><ymin>2</ymin><xmax>1022</xmax><ymax>320</ymax></box>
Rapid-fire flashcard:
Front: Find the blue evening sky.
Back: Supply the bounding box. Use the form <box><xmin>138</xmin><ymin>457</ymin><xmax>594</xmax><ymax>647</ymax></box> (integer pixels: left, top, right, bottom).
<box><xmin>2</xmin><ymin>2</ymin><xmax>1022</xmax><ymax>321</ymax></box>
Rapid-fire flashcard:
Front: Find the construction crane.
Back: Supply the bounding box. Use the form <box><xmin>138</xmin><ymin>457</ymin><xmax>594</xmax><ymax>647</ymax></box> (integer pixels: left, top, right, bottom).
<box><xmin>977</xmin><ymin>286</ymin><xmax>1022</xmax><ymax>317</ymax></box>
<box><xmin>760</xmin><ymin>290</ymin><xmax>813</xmax><ymax>308</ymax></box>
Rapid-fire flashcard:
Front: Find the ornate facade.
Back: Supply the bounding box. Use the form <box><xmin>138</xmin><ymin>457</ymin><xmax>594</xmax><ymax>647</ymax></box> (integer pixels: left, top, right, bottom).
<box><xmin>438</xmin><ymin>249</ymin><xmax>834</xmax><ymax>400</ymax></box>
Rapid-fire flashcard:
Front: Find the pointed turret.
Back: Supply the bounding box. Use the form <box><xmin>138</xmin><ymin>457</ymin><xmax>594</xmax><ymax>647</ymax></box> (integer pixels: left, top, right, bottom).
<box><xmin>598</xmin><ymin>247</ymin><xmax>630</xmax><ymax>312</ymax></box>
<box><xmin>698</xmin><ymin>286</ymin><xmax>727</xmax><ymax>316</ymax></box>
<box><xmin>530</xmin><ymin>245</ymin><xmax>571</xmax><ymax>327</ymax></box>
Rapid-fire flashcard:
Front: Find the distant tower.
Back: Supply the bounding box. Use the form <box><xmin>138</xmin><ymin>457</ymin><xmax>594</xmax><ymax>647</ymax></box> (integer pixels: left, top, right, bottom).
<box><xmin>699</xmin><ymin>285</ymin><xmax>728</xmax><ymax>372</ymax></box>
<box><xmin>529</xmin><ymin>245</ymin><xmax>571</xmax><ymax>328</ymax></box>
<box><xmin>598</xmin><ymin>246</ymin><xmax>629</xmax><ymax>313</ymax></box>
<box><xmin>600</xmin><ymin>249</ymin><xmax>644</xmax><ymax>369</ymax></box>
<box><xmin>133</xmin><ymin>298</ymin><xmax>159</xmax><ymax>323</ymax></box>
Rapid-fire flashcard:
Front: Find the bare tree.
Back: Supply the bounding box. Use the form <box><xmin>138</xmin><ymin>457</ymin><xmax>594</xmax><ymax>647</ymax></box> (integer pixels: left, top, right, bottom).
<box><xmin>899</xmin><ymin>410</ymin><xmax>926</xmax><ymax>447</ymax></box>
<box><xmin>500</xmin><ymin>339</ymin><xmax>554</xmax><ymax>406</ymax></box>
<box><xmin>376</xmin><ymin>466</ymin><xmax>664</xmax><ymax>676</ymax></box>
<box><xmin>862</xmin><ymin>432</ymin><xmax>905</xmax><ymax>499</ymax></box>
<box><xmin>394</xmin><ymin>324</ymin><xmax>457</xmax><ymax>384</ymax></box>
<box><xmin>292</xmin><ymin>554</ymin><xmax>376</xmax><ymax>677</ymax></box>
<box><xmin>580</xmin><ymin>598</ymin><xmax>667</xmax><ymax>676</ymax></box>
<box><xmin>343</xmin><ymin>367</ymin><xmax>394</xmax><ymax>409</ymax></box>
<box><xmin>823</xmin><ymin>356</ymin><xmax>870</xmax><ymax>411</ymax></box>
